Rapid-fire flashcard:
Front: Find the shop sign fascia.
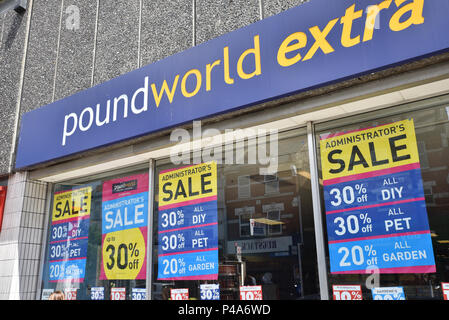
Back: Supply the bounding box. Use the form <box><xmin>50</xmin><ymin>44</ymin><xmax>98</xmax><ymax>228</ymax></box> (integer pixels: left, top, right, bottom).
<box><xmin>16</xmin><ymin>0</ymin><xmax>449</xmax><ymax>169</ymax></box>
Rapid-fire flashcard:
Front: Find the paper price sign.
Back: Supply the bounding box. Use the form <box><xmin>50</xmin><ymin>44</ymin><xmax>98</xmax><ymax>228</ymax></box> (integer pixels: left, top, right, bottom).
<box><xmin>333</xmin><ymin>285</ymin><xmax>362</xmax><ymax>300</ymax></box>
<box><xmin>132</xmin><ymin>288</ymin><xmax>146</xmax><ymax>300</ymax></box>
<box><xmin>171</xmin><ymin>288</ymin><xmax>189</xmax><ymax>300</ymax></box>
<box><xmin>64</xmin><ymin>288</ymin><xmax>77</xmax><ymax>300</ymax></box>
<box><xmin>240</xmin><ymin>286</ymin><xmax>263</xmax><ymax>300</ymax></box>
<box><xmin>41</xmin><ymin>289</ymin><xmax>54</xmax><ymax>300</ymax></box>
<box><xmin>91</xmin><ymin>287</ymin><xmax>104</xmax><ymax>300</ymax></box>
<box><xmin>371</xmin><ymin>287</ymin><xmax>405</xmax><ymax>300</ymax></box>
<box><xmin>442</xmin><ymin>283</ymin><xmax>449</xmax><ymax>300</ymax></box>
<box><xmin>111</xmin><ymin>287</ymin><xmax>126</xmax><ymax>300</ymax></box>
<box><xmin>200</xmin><ymin>284</ymin><xmax>220</xmax><ymax>300</ymax></box>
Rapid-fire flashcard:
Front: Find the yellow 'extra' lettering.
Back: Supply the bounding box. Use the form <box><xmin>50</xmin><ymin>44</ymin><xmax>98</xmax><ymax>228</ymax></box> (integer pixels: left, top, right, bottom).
<box><xmin>303</xmin><ymin>18</ymin><xmax>339</xmax><ymax>61</ymax></box>
<box><xmin>390</xmin><ymin>0</ymin><xmax>425</xmax><ymax>32</ymax></box>
<box><xmin>340</xmin><ymin>4</ymin><xmax>363</xmax><ymax>48</ymax></box>
<box><xmin>304</xmin><ymin>18</ymin><xmax>338</xmax><ymax>61</ymax></box>
<box><xmin>277</xmin><ymin>0</ymin><xmax>426</xmax><ymax>67</ymax></box>
<box><xmin>363</xmin><ymin>0</ymin><xmax>392</xmax><ymax>42</ymax></box>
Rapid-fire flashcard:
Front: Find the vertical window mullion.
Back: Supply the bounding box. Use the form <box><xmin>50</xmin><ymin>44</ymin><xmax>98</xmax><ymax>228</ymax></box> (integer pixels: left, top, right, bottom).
<box><xmin>307</xmin><ymin>121</ymin><xmax>330</xmax><ymax>300</ymax></box>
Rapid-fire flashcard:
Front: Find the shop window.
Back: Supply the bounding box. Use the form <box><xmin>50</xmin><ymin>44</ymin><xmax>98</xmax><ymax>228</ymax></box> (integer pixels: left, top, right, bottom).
<box><xmin>40</xmin><ymin>164</ymin><xmax>149</xmax><ymax>300</ymax></box>
<box><xmin>236</xmin><ymin>207</ymin><xmax>256</xmax><ymax>237</ymax></box>
<box><xmin>266</xmin><ymin>210</ymin><xmax>282</xmax><ymax>235</ymax></box>
<box><xmin>417</xmin><ymin>141</ymin><xmax>430</xmax><ymax>169</ymax></box>
<box><xmin>39</xmin><ymin>127</ymin><xmax>320</xmax><ymax>300</ymax></box>
<box><xmin>315</xmin><ymin>95</ymin><xmax>449</xmax><ymax>300</ymax></box>
<box><xmin>238</xmin><ymin>175</ymin><xmax>251</xmax><ymax>198</ymax></box>
<box><xmin>262</xmin><ymin>203</ymin><xmax>284</xmax><ymax>236</ymax></box>
<box><xmin>264</xmin><ymin>174</ymin><xmax>279</xmax><ymax>194</ymax></box>
<box><xmin>152</xmin><ymin>127</ymin><xmax>320</xmax><ymax>300</ymax></box>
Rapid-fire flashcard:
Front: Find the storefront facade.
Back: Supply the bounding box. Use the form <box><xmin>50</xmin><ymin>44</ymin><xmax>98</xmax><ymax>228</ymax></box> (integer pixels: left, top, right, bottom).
<box><xmin>2</xmin><ymin>0</ymin><xmax>449</xmax><ymax>300</ymax></box>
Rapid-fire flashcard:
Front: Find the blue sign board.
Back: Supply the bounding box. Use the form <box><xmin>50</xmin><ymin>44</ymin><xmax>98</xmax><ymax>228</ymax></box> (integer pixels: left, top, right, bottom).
<box><xmin>16</xmin><ymin>0</ymin><xmax>449</xmax><ymax>168</ymax></box>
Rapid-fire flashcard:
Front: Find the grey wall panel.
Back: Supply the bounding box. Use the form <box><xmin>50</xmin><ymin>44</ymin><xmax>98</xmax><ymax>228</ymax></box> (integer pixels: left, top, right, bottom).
<box><xmin>196</xmin><ymin>0</ymin><xmax>259</xmax><ymax>45</ymax></box>
<box><xmin>263</xmin><ymin>0</ymin><xmax>307</xmax><ymax>18</ymax></box>
<box><xmin>0</xmin><ymin>13</ymin><xmax>3</xmax><ymax>45</ymax></box>
<box><xmin>93</xmin><ymin>0</ymin><xmax>140</xmax><ymax>85</ymax></box>
<box><xmin>140</xmin><ymin>0</ymin><xmax>193</xmax><ymax>66</ymax></box>
<box><xmin>19</xmin><ymin>0</ymin><xmax>61</xmax><ymax>116</ymax></box>
<box><xmin>0</xmin><ymin>9</ymin><xmax>28</xmax><ymax>174</ymax></box>
<box><xmin>53</xmin><ymin>0</ymin><xmax>97</xmax><ymax>100</ymax></box>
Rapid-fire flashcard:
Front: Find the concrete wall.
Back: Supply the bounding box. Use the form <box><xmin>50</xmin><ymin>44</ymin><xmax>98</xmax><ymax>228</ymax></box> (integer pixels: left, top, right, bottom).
<box><xmin>0</xmin><ymin>7</ymin><xmax>28</xmax><ymax>174</ymax></box>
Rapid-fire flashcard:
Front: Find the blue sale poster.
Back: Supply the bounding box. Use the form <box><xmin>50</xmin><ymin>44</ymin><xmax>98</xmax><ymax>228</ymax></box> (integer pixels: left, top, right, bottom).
<box><xmin>48</xmin><ymin>185</ymin><xmax>92</xmax><ymax>282</ymax></box>
<box><xmin>320</xmin><ymin>119</ymin><xmax>436</xmax><ymax>274</ymax></box>
<box><xmin>157</xmin><ymin>162</ymin><xmax>218</xmax><ymax>280</ymax></box>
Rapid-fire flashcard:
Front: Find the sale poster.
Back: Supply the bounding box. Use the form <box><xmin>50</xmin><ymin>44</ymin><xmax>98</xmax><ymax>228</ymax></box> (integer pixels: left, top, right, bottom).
<box><xmin>332</xmin><ymin>285</ymin><xmax>362</xmax><ymax>300</ymax></box>
<box><xmin>100</xmin><ymin>173</ymin><xmax>148</xmax><ymax>280</ymax></box>
<box><xmin>157</xmin><ymin>162</ymin><xmax>218</xmax><ymax>280</ymax></box>
<box><xmin>320</xmin><ymin>119</ymin><xmax>436</xmax><ymax>274</ymax></box>
<box><xmin>48</xmin><ymin>186</ymin><xmax>92</xmax><ymax>282</ymax></box>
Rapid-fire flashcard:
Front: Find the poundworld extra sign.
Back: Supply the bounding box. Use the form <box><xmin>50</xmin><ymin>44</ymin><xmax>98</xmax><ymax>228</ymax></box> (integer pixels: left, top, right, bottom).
<box><xmin>16</xmin><ymin>0</ymin><xmax>449</xmax><ymax>168</ymax></box>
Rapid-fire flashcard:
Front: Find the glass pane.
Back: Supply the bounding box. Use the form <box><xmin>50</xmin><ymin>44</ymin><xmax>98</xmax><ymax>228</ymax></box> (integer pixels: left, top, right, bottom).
<box><xmin>152</xmin><ymin>127</ymin><xmax>320</xmax><ymax>300</ymax></box>
<box><xmin>40</xmin><ymin>164</ymin><xmax>149</xmax><ymax>300</ymax></box>
<box><xmin>315</xmin><ymin>95</ymin><xmax>449</xmax><ymax>300</ymax></box>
